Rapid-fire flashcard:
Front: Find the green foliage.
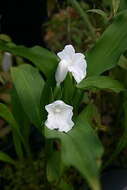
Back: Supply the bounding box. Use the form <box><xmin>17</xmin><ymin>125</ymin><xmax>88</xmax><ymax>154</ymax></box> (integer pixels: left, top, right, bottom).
<box><xmin>0</xmin><ymin>40</ymin><xmax>58</xmax><ymax>77</ymax></box>
<box><xmin>112</xmin><ymin>0</ymin><xmax>121</xmax><ymax>15</ymax></box>
<box><xmin>69</xmin><ymin>0</ymin><xmax>96</xmax><ymax>40</ymax></box>
<box><xmin>46</xmin><ymin>142</ymin><xmax>63</xmax><ymax>183</ymax></box>
<box><xmin>77</xmin><ymin>76</ymin><xmax>125</xmax><ymax>93</ymax></box>
<box><xmin>11</xmin><ymin>88</ymin><xmax>31</xmax><ymax>154</ymax></box>
<box><xmin>87</xmin><ymin>9</ymin><xmax>108</xmax><ymax>24</ymax></box>
<box><xmin>119</xmin><ymin>0</ymin><xmax>127</xmax><ymax>11</ymax></box>
<box><xmin>0</xmin><ymin>152</ymin><xmax>16</xmax><ymax>165</ymax></box>
<box><xmin>87</xmin><ymin>10</ymin><xmax>127</xmax><ymax>76</ymax></box>
<box><xmin>11</xmin><ymin>64</ymin><xmax>44</xmax><ymax>128</ymax></box>
<box><xmin>0</xmin><ymin>103</ymin><xmax>24</xmax><ymax>159</ymax></box>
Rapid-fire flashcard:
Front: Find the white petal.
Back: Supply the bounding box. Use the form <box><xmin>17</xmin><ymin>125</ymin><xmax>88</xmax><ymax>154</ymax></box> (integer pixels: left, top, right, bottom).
<box><xmin>45</xmin><ymin>100</ymin><xmax>63</xmax><ymax>113</ymax></box>
<box><xmin>55</xmin><ymin>59</ymin><xmax>68</xmax><ymax>85</ymax></box>
<box><xmin>57</xmin><ymin>45</ymin><xmax>75</xmax><ymax>61</ymax></box>
<box><xmin>45</xmin><ymin>113</ymin><xmax>74</xmax><ymax>132</ymax></box>
<box><xmin>72</xmin><ymin>53</ymin><xmax>87</xmax><ymax>69</ymax></box>
<box><xmin>45</xmin><ymin>113</ymin><xmax>59</xmax><ymax>130</ymax></box>
<box><xmin>45</xmin><ymin>100</ymin><xmax>74</xmax><ymax>133</ymax></box>
<box><xmin>58</xmin><ymin>109</ymin><xmax>74</xmax><ymax>132</ymax></box>
<box><xmin>45</xmin><ymin>100</ymin><xmax>73</xmax><ymax>113</ymax></box>
<box><xmin>68</xmin><ymin>53</ymin><xmax>87</xmax><ymax>83</ymax></box>
<box><xmin>74</xmin><ymin>53</ymin><xmax>85</xmax><ymax>60</ymax></box>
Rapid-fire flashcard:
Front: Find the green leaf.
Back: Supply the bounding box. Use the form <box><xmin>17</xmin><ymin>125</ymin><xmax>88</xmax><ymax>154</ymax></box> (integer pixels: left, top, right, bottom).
<box><xmin>47</xmin><ymin>145</ymin><xmax>63</xmax><ymax>182</ymax></box>
<box><xmin>118</xmin><ymin>55</ymin><xmax>127</xmax><ymax>70</ymax></box>
<box><xmin>0</xmin><ymin>34</ymin><xmax>12</xmax><ymax>42</ymax></box>
<box><xmin>41</xmin><ymin>83</ymin><xmax>53</xmax><ymax>125</ymax></box>
<box><xmin>11</xmin><ymin>87</ymin><xmax>29</xmax><ymax>129</ymax></box>
<box><xmin>59</xmin><ymin>179</ymin><xmax>74</xmax><ymax>190</ymax></box>
<box><xmin>0</xmin><ymin>103</ymin><xmax>24</xmax><ymax>158</ymax></box>
<box><xmin>0</xmin><ymin>152</ymin><xmax>16</xmax><ymax>165</ymax></box>
<box><xmin>45</xmin><ymin>105</ymin><xmax>104</xmax><ymax>190</ymax></box>
<box><xmin>87</xmin><ymin>10</ymin><xmax>127</xmax><ymax>76</ymax></box>
<box><xmin>119</xmin><ymin>0</ymin><xmax>127</xmax><ymax>11</ymax></box>
<box><xmin>69</xmin><ymin>0</ymin><xmax>96</xmax><ymax>40</ymax></box>
<box><xmin>63</xmin><ymin>74</ymin><xmax>75</xmax><ymax>104</ymax></box>
<box><xmin>0</xmin><ymin>103</ymin><xmax>22</xmax><ymax>138</ymax></box>
<box><xmin>87</xmin><ymin>9</ymin><xmax>108</xmax><ymax>23</ymax></box>
<box><xmin>11</xmin><ymin>64</ymin><xmax>44</xmax><ymax>128</ymax></box>
<box><xmin>11</xmin><ymin>88</ymin><xmax>31</xmax><ymax>157</ymax></box>
<box><xmin>0</xmin><ymin>40</ymin><xmax>58</xmax><ymax>77</ymax></box>
<box><xmin>112</xmin><ymin>0</ymin><xmax>121</xmax><ymax>15</ymax></box>
<box><xmin>77</xmin><ymin>76</ymin><xmax>125</xmax><ymax>93</ymax></box>
<box><xmin>0</xmin><ymin>75</ymin><xmax>5</xmax><ymax>84</ymax></box>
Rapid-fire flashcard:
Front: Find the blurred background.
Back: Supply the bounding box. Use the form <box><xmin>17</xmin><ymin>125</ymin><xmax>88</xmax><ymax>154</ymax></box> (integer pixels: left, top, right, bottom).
<box><xmin>0</xmin><ymin>0</ymin><xmax>110</xmax><ymax>48</ymax></box>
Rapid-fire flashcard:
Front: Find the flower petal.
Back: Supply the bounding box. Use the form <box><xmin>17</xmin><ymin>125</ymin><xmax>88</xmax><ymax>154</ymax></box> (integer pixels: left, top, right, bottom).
<box><xmin>58</xmin><ymin>109</ymin><xmax>74</xmax><ymax>132</ymax></box>
<box><xmin>45</xmin><ymin>113</ymin><xmax>59</xmax><ymax>130</ymax></box>
<box><xmin>45</xmin><ymin>100</ymin><xmax>73</xmax><ymax>113</ymax></box>
<box><xmin>68</xmin><ymin>53</ymin><xmax>87</xmax><ymax>83</ymax></box>
<box><xmin>57</xmin><ymin>45</ymin><xmax>75</xmax><ymax>61</ymax></box>
<box><xmin>55</xmin><ymin>60</ymin><xmax>68</xmax><ymax>85</ymax></box>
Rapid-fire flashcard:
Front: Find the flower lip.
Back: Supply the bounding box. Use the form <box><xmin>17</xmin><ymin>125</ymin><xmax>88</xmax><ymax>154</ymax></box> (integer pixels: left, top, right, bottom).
<box><xmin>57</xmin><ymin>45</ymin><xmax>75</xmax><ymax>61</ymax></box>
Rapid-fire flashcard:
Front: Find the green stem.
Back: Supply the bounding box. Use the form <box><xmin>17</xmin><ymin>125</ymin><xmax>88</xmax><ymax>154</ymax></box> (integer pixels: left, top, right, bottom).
<box><xmin>69</xmin><ymin>0</ymin><xmax>96</xmax><ymax>41</ymax></box>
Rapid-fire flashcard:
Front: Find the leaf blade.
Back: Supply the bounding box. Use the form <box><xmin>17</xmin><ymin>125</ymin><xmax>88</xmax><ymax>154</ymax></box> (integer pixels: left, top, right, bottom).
<box><xmin>77</xmin><ymin>76</ymin><xmax>125</xmax><ymax>93</ymax></box>
<box><xmin>11</xmin><ymin>64</ymin><xmax>44</xmax><ymax>128</ymax></box>
<box><xmin>0</xmin><ymin>41</ymin><xmax>58</xmax><ymax>77</ymax></box>
<box><xmin>0</xmin><ymin>152</ymin><xmax>16</xmax><ymax>165</ymax></box>
<box><xmin>0</xmin><ymin>103</ymin><xmax>24</xmax><ymax>158</ymax></box>
<box><xmin>87</xmin><ymin>10</ymin><xmax>127</xmax><ymax>76</ymax></box>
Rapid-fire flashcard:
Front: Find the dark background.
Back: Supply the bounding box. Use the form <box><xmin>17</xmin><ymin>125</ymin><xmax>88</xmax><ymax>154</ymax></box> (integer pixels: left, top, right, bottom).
<box><xmin>0</xmin><ymin>0</ymin><xmax>95</xmax><ymax>47</ymax></box>
<box><xmin>0</xmin><ymin>0</ymin><xmax>47</xmax><ymax>46</ymax></box>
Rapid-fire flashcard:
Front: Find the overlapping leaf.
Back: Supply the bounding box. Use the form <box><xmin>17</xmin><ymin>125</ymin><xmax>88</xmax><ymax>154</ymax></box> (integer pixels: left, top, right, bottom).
<box><xmin>11</xmin><ymin>64</ymin><xmax>44</xmax><ymax>128</ymax></box>
<box><xmin>77</xmin><ymin>76</ymin><xmax>125</xmax><ymax>93</ymax></box>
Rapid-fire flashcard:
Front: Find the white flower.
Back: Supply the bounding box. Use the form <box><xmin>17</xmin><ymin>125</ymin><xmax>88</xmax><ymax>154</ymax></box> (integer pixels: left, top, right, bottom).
<box><xmin>45</xmin><ymin>100</ymin><xmax>74</xmax><ymax>133</ymax></box>
<box><xmin>55</xmin><ymin>45</ymin><xmax>87</xmax><ymax>85</ymax></box>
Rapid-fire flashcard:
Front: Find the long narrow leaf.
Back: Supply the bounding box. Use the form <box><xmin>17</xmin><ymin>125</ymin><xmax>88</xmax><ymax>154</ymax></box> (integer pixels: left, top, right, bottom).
<box><xmin>87</xmin><ymin>10</ymin><xmax>127</xmax><ymax>76</ymax></box>
<box><xmin>77</xmin><ymin>76</ymin><xmax>125</xmax><ymax>93</ymax></box>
